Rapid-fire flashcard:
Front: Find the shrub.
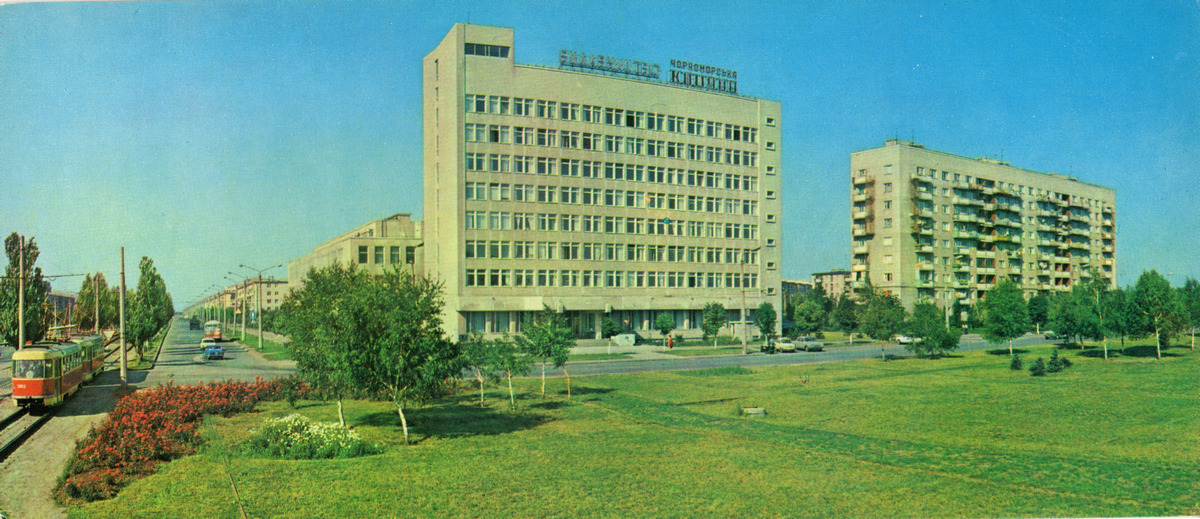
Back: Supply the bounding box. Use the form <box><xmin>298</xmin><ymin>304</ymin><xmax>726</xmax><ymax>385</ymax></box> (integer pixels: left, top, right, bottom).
<box><xmin>814</xmin><ymin>331</ymin><xmax>825</xmax><ymax>339</ymax></box>
<box><xmin>1029</xmin><ymin>357</ymin><xmax>1046</xmax><ymax>377</ymax></box>
<box><xmin>243</xmin><ymin>414</ymin><xmax>381</xmax><ymax>460</ymax></box>
<box><xmin>1010</xmin><ymin>354</ymin><xmax>1023</xmax><ymax>371</ymax></box>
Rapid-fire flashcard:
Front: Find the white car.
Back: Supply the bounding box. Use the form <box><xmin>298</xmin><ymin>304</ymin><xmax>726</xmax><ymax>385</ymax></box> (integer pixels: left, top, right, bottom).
<box><xmin>895</xmin><ymin>335</ymin><xmax>914</xmax><ymax>344</ymax></box>
<box><xmin>200</xmin><ymin>337</ymin><xmax>217</xmax><ymax>351</ymax></box>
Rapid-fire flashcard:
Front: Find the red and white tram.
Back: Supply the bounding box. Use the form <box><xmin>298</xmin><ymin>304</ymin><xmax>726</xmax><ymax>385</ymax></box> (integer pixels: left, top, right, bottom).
<box><xmin>11</xmin><ymin>341</ymin><xmax>86</xmax><ymax>408</ymax></box>
<box><xmin>203</xmin><ymin>320</ymin><xmax>223</xmax><ymax>341</ymax></box>
<box><xmin>70</xmin><ymin>334</ymin><xmax>107</xmax><ymax>382</ymax></box>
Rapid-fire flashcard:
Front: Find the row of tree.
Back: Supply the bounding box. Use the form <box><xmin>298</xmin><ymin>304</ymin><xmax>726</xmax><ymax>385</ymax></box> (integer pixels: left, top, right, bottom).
<box><xmin>276</xmin><ymin>263</ymin><xmax>578</xmax><ymax>445</ymax></box>
<box><xmin>0</xmin><ymin>232</ymin><xmax>174</xmax><ymax>353</ymax></box>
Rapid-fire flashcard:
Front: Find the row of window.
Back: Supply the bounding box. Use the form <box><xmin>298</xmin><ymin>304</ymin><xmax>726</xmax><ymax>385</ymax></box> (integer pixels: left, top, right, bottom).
<box><xmin>464</xmin><ymin>155</ymin><xmax>766</xmax><ymax>189</ymax></box>
<box><xmin>463</xmin><ymin>211</ymin><xmax>760</xmax><ymax>239</ymax></box>
<box><xmin>465</xmin><ymin>182</ymin><xmax>759</xmax><ymax>215</ymax></box>
<box><xmin>909</xmin><ymin>166</ymin><xmax>1111</xmax><ymax>211</ymax></box>
<box><xmin>464</xmin><ymin>240</ymin><xmax>760</xmax><ymax>264</ymax></box>
<box><xmin>464</xmin><ymin>123</ymin><xmax>763</xmax><ymax>166</ymax></box>
<box><xmin>465</xmin><ymin>94</ymin><xmax>760</xmax><ymax>144</ymax></box>
<box><xmin>356</xmin><ymin>245</ymin><xmax>417</xmax><ymax>265</ymax></box>
<box><xmin>464</xmin><ymin>269</ymin><xmax>760</xmax><ymax>289</ymax></box>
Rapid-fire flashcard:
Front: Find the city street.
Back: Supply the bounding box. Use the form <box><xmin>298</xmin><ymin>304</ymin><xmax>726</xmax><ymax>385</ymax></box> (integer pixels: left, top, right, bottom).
<box><xmin>143</xmin><ymin>319</ymin><xmax>296</xmax><ymax>387</ymax></box>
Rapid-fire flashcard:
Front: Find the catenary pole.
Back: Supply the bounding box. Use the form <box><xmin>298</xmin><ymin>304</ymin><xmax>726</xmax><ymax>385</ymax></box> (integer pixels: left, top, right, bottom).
<box><xmin>119</xmin><ymin>247</ymin><xmax>127</xmax><ymax>384</ymax></box>
<box><xmin>17</xmin><ymin>235</ymin><xmax>25</xmax><ymax>349</ymax></box>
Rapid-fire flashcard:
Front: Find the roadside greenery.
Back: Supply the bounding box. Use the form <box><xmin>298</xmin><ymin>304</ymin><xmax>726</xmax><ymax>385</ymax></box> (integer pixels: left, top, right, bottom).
<box><xmin>980</xmin><ymin>279</ymin><xmax>1029</xmax><ymax>355</ymax></box>
<box><xmin>242</xmin><ymin>414</ymin><xmax>380</xmax><ymax>460</ymax></box>
<box><xmin>1</xmin><ymin>232</ymin><xmax>48</xmax><ymax>345</ymax></box>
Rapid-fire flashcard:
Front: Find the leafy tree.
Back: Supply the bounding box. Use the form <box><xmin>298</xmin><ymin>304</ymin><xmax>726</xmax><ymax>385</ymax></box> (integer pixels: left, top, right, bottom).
<box><xmin>1104</xmin><ymin>287</ymin><xmax>1141</xmax><ymax>349</ymax></box>
<box><xmin>1084</xmin><ymin>271</ymin><xmax>1113</xmax><ymax>358</ymax></box>
<box><xmin>278</xmin><ymin>263</ymin><xmax>370</xmax><ymax>427</ymax></box>
<box><xmin>1180</xmin><ymin>278</ymin><xmax>1200</xmax><ymax>350</ymax></box>
<box><xmin>1050</xmin><ymin>285</ymin><xmax>1101</xmax><ymax>347</ymax></box>
<box><xmin>806</xmin><ymin>284</ymin><xmax>832</xmax><ymax>315</ymax></box>
<box><xmin>1132</xmin><ymin>270</ymin><xmax>1187</xmax><ymax>359</ymax></box>
<box><xmin>700</xmin><ymin>302</ymin><xmax>728</xmax><ymax>348</ymax></box>
<box><xmin>600</xmin><ymin>315</ymin><xmax>622</xmax><ymax>339</ymax></box>
<box><xmin>1</xmin><ymin>233</ymin><xmax>49</xmax><ymax>347</ymax></box>
<box><xmin>461</xmin><ymin>332</ymin><xmax>500</xmax><ymax>407</ymax></box>
<box><xmin>753</xmin><ymin>302</ymin><xmax>777</xmax><ymax>342</ymax></box>
<box><xmin>653</xmin><ymin>312</ymin><xmax>676</xmax><ymax>344</ymax></box>
<box><xmin>832</xmin><ymin>294</ymin><xmax>859</xmax><ymax>345</ymax></box>
<box><xmin>791</xmin><ymin>301</ymin><xmax>825</xmax><ymax>337</ymax></box>
<box><xmin>515</xmin><ymin>308</ymin><xmax>575</xmax><ymax>399</ymax></box>
<box><xmin>905</xmin><ymin>302</ymin><xmax>961</xmax><ymax>358</ymax></box>
<box><xmin>355</xmin><ymin>270</ymin><xmax>462</xmax><ymax>444</ymax></box>
<box><xmin>857</xmin><ymin>290</ymin><xmax>904</xmax><ymax>343</ymax></box>
<box><xmin>1027</xmin><ymin>293</ymin><xmax>1051</xmax><ymax>334</ymax></box>
<box><xmin>492</xmin><ymin>337</ymin><xmax>533</xmax><ymax>410</ymax></box>
<box><xmin>980</xmin><ymin>279</ymin><xmax>1030</xmax><ymax>355</ymax></box>
<box><xmin>75</xmin><ymin>273</ymin><xmax>108</xmax><ymax>332</ymax></box>
<box><xmin>127</xmin><ymin>256</ymin><xmax>172</xmax><ymax>360</ymax></box>
<box><xmin>949</xmin><ymin>298</ymin><xmax>964</xmax><ymax>330</ymax></box>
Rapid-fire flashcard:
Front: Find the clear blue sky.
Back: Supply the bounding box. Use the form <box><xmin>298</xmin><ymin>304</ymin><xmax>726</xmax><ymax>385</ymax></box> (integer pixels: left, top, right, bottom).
<box><xmin>2</xmin><ymin>1</ymin><xmax>1197</xmax><ymax>308</ymax></box>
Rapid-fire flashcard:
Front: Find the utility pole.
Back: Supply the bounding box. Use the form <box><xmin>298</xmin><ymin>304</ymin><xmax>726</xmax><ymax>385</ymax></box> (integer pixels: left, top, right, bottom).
<box><xmin>94</xmin><ymin>272</ymin><xmax>100</xmax><ymax>333</ymax></box>
<box><xmin>17</xmin><ymin>235</ymin><xmax>25</xmax><ymax>349</ymax></box>
<box><xmin>119</xmin><ymin>247</ymin><xmax>127</xmax><ymax>384</ymax></box>
<box><xmin>239</xmin><ymin>263</ymin><xmax>281</xmax><ymax>352</ymax></box>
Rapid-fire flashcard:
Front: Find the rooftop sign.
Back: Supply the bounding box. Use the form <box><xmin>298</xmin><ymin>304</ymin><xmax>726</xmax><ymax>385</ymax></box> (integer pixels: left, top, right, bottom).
<box><xmin>669</xmin><ymin>58</ymin><xmax>737</xmax><ymax>94</ymax></box>
<box><xmin>559</xmin><ymin>50</ymin><xmax>660</xmax><ymax>80</ymax></box>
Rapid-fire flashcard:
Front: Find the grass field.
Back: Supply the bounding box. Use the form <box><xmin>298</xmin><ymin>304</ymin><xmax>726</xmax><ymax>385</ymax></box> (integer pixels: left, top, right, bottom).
<box><xmin>236</xmin><ymin>336</ymin><xmax>292</xmax><ymax>361</ymax></box>
<box><xmin>68</xmin><ymin>342</ymin><xmax>1199</xmax><ymax>518</ymax></box>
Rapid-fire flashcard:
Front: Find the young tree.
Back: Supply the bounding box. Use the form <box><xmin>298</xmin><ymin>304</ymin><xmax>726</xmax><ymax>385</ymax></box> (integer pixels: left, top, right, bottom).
<box><xmin>492</xmin><ymin>336</ymin><xmax>533</xmax><ymax>410</ymax></box>
<box><xmin>1050</xmin><ymin>285</ymin><xmax>1101</xmax><ymax>347</ymax></box>
<box><xmin>1</xmin><ymin>233</ymin><xmax>49</xmax><ymax>346</ymax></box>
<box><xmin>905</xmin><ymin>302</ymin><xmax>961</xmax><ymax>358</ymax></box>
<box><xmin>128</xmin><ymin>256</ymin><xmax>171</xmax><ymax>360</ymax></box>
<box><xmin>653</xmin><ymin>312</ymin><xmax>676</xmax><ymax>346</ymax></box>
<box><xmin>600</xmin><ymin>315</ymin><xmax>622</xmax><ymax>339</ymax></box>
<box><xmin>1085</xmin><ymin>272</ymin><xmax>1113</xmax><ymax>358</ymax></box>
<box><xmin>858</xmin><ymin>290</ymin><xmax>904</xmax><ymax>344</ymax></box>
<box><xmin>753</xmin><ymin>302</ymin><xmax>777</xmax><ymax>342</ymax></box>
<box><xmin>1103</xmin><ymin>287</ymin><xmax>1139</xmax><ymax>349</ymax></box>
<box><xmin>1132</xmin><ymin>270</ymin><xmax>1187</xmax><ymax>359</ymax></box>
<box><xmin>461</xmin><ymin>332</ymin><xmax>499</xmax><ymax>407</ymax></box>
<box><xmin>791</xmin><ymin>301</ymin><xmax>825</xmax><ymax>338</ymax></box>
<box><xmin>832</xmin><ymin>294</ymin><xmax>859</xmax><ymax>345</ymax></box>
<box><xmin>74</xmin><ymin>273</ymin><xmax>107</xmax><ymax>332</ymax></box>
<box><xmin>357</xmin><ymin>270</ymin><xmax>463</xmax><ymax>445</ymax></box>
<box><xmin>1180</xmin><ymin>278</ymin><xmax>1200</xmax><ymax>350</ymax></box>
<box><xmin>1027</xmin><ymin>293</ymin><xmax>1051</xmax><ymax>334</ymax></box>
<box><xmin>980</xmin><ymin>279</ymin><xmax>1030</xmax><ymax>355</ymax></box>
<box><xmin>515</xmin><ymin>309</ymin><xmax>575</xmax><ymax>399</ymax></box>
<box><xmin>700</xmin><ymin>302</ymin><xmax>728</xmax><ymax>348</ymax></box>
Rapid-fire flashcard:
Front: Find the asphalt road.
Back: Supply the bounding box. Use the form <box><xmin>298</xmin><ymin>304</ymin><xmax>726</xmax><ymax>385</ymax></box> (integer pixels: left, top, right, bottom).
<box><xmin>552</xmin><ymin>334</ymin><xmax>1060</xmax><ymax>377</ymax></box>
<box><xmin>142</xmin><ymin>319</ymin><xmax>296</xmax><ymax>387</ymax></box>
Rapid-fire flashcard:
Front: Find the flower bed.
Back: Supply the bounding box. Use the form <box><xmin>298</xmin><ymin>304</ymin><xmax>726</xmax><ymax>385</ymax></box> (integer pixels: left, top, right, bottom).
<box><xmin>55</xmin><ymin>377</ymin><xmax>315</xmax><ymax>504</ymax></box>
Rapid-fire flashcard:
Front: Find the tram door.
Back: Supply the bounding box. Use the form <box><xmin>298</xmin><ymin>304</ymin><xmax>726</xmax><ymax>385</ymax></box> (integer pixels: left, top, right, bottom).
<box><xmin>54</xmin><ymin>358</ymin><xmax>62</xmax><ymax>398</ymax></box>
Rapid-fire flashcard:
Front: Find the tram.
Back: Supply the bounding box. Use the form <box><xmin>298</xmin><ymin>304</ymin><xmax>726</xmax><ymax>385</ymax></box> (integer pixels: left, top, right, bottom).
<box><xmin>11</xmin><ymin>341</ymin><xmax>86</xmax><ymax>408</ymax></box>
<box><xmin>69</xmin><ymin>334</ymin><xmax>107</xmax><ymax>382</ymax></box>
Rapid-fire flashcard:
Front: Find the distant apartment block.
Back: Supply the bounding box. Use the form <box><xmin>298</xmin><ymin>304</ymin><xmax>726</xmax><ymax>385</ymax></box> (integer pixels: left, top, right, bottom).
<box><xmin>286</xmin><ymin>213</ymin><xmax>424</xmax><ymax>294</ymax></box>
<box><xmin>423</xmin><ymin>24</ymin><xmax>782</xmax><ymax>339</ymax></box>
<box><xmin>850</xmin><ymin>139</ymin><xmax>1116</xmax><ymax>310</ymax></box>
<box><xmin>811</xmin><ymin>270</ymin><xmax>852</xmax><ymax>301</ymax></box>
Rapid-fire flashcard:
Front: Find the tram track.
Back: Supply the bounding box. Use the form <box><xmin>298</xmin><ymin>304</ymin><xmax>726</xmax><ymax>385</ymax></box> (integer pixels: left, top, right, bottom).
<box><xmin>0</xmin><ymin>407</ymin><xmax>53</xmax><ymax>461</ymax></box>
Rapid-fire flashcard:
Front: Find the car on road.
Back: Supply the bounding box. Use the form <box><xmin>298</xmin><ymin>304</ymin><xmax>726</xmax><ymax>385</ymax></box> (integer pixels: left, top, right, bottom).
<box><xmin>774</xmin><ymin>340</ymin><xmax>797</xmax><ymax>353</ymax></box>
<box><xmin>203</xmin><ymin>344</ymin><xmax>224</xmax><ymax>360</ymax></box>
<box><xmin>895</xmin><ymin>335</ymin><xmax>914</xmax><ymax>345</ymax></box>
<box><xmin>200</xmin><ymin>337</ymin><xmax>217</xmax><ymax>351</ymax></box>
<box><xmin>799</xmin><ymin>337</ymin><xmax>824</xmax><ymax>352</ymax></box>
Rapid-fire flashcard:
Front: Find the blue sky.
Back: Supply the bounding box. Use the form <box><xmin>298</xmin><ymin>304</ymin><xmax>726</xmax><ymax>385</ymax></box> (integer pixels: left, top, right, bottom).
<box><xmin>1</xmin><ymin>1</ymin><xmax>1197</xmax><ymax>308</ymax></box>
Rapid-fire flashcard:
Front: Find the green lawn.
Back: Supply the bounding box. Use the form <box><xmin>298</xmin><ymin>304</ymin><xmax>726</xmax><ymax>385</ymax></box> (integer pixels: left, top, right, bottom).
<box><xmin>663</xmin><ymin>346</ymin><xmax>748</xmax><ymax>357</ymax></box>
<box><xmin>567</xmin><ymin>352</ymin><xmax>629</xmax><ymax>362</ymax></box>
<box><xmin>236</xmin><ymin>336</ymin><xmax>292</xmax><ymax>361</ymax></box>
<box><xmin>68</xmin><ymin>343</ymin><xmax>1200</xmax><ymax>518</ymax></box>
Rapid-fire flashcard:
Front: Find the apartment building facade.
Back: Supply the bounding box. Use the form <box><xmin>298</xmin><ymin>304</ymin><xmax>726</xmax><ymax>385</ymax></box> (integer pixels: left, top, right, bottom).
<box><xmin>423</xmin><ymin>24</ymin><xmax>782</xmax><ymax>340</ymax></box>
<box><xmin>851</xmin><ymin>139</ymin><xmax>1116</xmax><ymax>310</ymax></box>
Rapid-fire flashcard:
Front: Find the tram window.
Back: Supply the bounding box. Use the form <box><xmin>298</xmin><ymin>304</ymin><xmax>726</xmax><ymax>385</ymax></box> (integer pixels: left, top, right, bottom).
<box><xmin>15</xmin><ymin>360</ymin><xmax>44</xmax><ymax>378</ymax></box>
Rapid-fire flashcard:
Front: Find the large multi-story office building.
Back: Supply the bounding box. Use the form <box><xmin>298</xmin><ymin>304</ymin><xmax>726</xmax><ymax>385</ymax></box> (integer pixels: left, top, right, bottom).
<box><xmin>850</xmin><ymin>139</ymin><xmax>1116</xmax><ymax>310</ymax></box>
<box><xmin>423</xmin><ymin>24</ymin><xmax>782</xmax><ymax>340</ymax></box>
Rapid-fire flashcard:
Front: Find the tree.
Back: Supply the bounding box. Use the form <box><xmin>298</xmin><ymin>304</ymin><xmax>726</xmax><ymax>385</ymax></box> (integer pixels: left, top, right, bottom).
<box><xmin>753</xmin><ymin>302</ymin><xmax>777</xmax><ymax>342</ymax></box>
<box><xmin>980</xmin><ymin>279</ymin><xmax>1030</xmax><ymax>355</ymax></box>
<box><xmin>127</xmin><ymin>256</ymin><xmax>171</xmax><ymax>360</ymax></box>
<box><xmin>356</xmin><ymin>270</ymin><xmax>463</xmax><ymax>444</ymax></box>
<box><xmin>1</xmin><ymin>233</ymin><xmax>49</xmax><ymax>347</ymax></box>
<box><xmin>653</xmin><ymin>312</ymin><xmax>676</xmax><ymax>345</ymax></box>
<box><xmin>1050</xmin><ymin>286</ymin><xmax>1101</xmax><ymax>347</ymax></box>
<box><xmin>1027</xmin><ymin>293</ymin><xmax>1051</xmax><ymax>334</ymax></box>
<box><xmin>1103</xmin><ymin>287</ymin><xmax>1139</xmax><ymax>349</ymax></box>
<box><xmin>1132</xmin><ymin>270</ymin><xmax>1187</xmax><ymax>359</ymax></box>
<box><xmin>492</xmin><ymin>337</ymin><xmax>533</xmax><ymax>410</ymax></box>
<box><xmin>279</xmin><ymin>263</ymin><xmax>372</xmax><ymax>427</ymax></box>
<box><xmin>75</xmin><ymin>273</ymin><xmax>108</xmax><ymax>332</ymax></box>
<box><xmin>600</xmin><ymin>315</ymin><xmax>622</xmax><ymax>339</ymax></box>
<box><xmin>461</xmin><ymin>332</ymin><xmax>500</xmax><ymax>407</ymax></box>
<box><xmin>1084</xmin><ymin>272</ymin><xmax>1113</xmax><ymax>359</ymax></box>
<box><xmin>832</xmin><ymin>294</ymin><xmax>859</xmax><ymax>345</ymax></box>
<box><xmin>905</xmin><ymin>302</ymin><xmax>961</xmax><ymax>358</ymax></box>
<box><xmin>857</xmin><ymin>290</ymin><xmax>904</xmax><ymax>344</ymax></box>
<box><xmin>515</xmin><ymin>309</ymin><xmax>575</xmax><ymax>399</ymax></box>
<box><xmin>700</xmin><ymin>302</ymin><xmax>728</xmax><ymax>348</ymax></box>
<box><xmin>1180</xmin><ymin>278</ymin><xmax>1200</xmax><ymax>350</ymax></box>
<box><xmin>791</xmin><ymin>301</ymin><xmax>825</xmax><ymax>337</ymax></box>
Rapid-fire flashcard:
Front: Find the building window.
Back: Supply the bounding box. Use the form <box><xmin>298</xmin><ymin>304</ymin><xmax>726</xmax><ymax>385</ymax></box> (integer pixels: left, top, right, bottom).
<box><xmin>883</xmin><ymin>182</ymin><xmax>893</xmax><ymax>193</ymax></box>
<box><xmin>358</xmin><ymin>246</ymin><xmax>368</xmax><ymax>264</ymax></box>
<box><xmin>406</xmin><ymin>247</ymin><xmax>416</xmax><ymax>264</ymax></box>
<box><xmin>885</xmin><ymin>273</ymin><xmax>893</xmax><ymax>282</ymax></box>
<box><xmin>464</xmin><ymin>43</ymin><xmax>509</xmax><ymax>58</ymax></box>
<box><xmin>883</xmin><ymin>218</ymin><xmax>893</xmax><ymax>229</ymax></box>
<box><xmin>374</xmin><ymin>246</ymin><xmax>383</xmax><ymax>264</ymax></box>
<box><xmin>390</xmin><ymin>246</ymin><xmax>400</xmax><ymax>264</ymax></box>
<box><xmin>765</xmin><ymin>117</ymin><xmax>776</xmax><ymax>126</ymax></box>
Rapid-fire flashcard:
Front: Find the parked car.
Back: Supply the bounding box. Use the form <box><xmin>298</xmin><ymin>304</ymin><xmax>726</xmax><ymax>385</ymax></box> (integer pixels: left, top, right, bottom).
<box><xmin>799</xmin><ymin>337</ymin><xmax>824</xmax><ymax>352</ymax></box>
<box><xmin>774</xmin><ymin>340</ymin><xmax>797</xmax><ymax>353</ymax></box>
<box><xmin>895</xmin><ymin>335</ymin><xmax>914</xmax><ymax>345</ymax></box>
<box><xmin>200</xmin><ymin>337</ymin><xmax>217</xmax><ymax>351</ymax></box>
<box><xmin>1043</xmin><ymin>331</ymin><xmax>1061</xmax><ymax>341</ymax></box>
<box><xmin>203</xmin><ymin>344</ymin><xmax>224</xmax><ymax>360</ymax></box>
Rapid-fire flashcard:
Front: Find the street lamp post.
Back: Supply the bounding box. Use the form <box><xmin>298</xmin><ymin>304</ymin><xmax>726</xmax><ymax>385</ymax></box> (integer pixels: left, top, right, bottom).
<box><xmin>227</xmin><ymin>272</ymin><xmax>249</xmax><ymax>341</ymax></box>
<box><xmin>239</xmin><ymin>263</ymin><xmax>282</xmax><ymax>352</ymax></box>
<box><xmin>740</xmin><ymin>246</ymin><xmax>763</xmax><ymax>355</ymax></box>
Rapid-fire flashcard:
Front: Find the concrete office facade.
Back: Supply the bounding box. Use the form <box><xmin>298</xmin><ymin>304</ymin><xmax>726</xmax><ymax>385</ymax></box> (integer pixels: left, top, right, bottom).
<box><xmin>423</xmin><ymin>24</ymin><xmax>782</xmax><ymax>339</ymax></box>
<box><xmin>850</xmin><ymin>139</ymin><xmax>1116</xmax><ymax>310</ymax></box>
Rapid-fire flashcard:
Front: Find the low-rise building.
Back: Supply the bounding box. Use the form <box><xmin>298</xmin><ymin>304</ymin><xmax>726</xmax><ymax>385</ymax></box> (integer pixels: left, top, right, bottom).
<box><xmin>287</xmin><ymin>213</ymin><xmax>424</xmax><ymax>294</ymax></box>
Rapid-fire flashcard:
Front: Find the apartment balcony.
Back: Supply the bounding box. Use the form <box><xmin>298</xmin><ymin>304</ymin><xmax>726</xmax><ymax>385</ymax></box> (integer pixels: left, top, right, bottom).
<box><xmin>852</xmin><ymin>209</ymin><xmax>874</xmax><ymax>220</ymax></box>
<box><xmin>852</xmin><ymin>244</ymin><xmax>869</xmax><ymax>255</ymax></box>
<box><xmin>1036</xmin><ymin>224</ymin><xmax>1055</xmax><ymax>232</ymax></box>
<box><xmin>1053</xmin><ymin>270</ymin><xmax>1072</xmax><ymax>278</ymax></box>
<box><xmin>1069</xmin><ymin>226</ymin><xmax>1090</xmax><ymax>236</ymax></box>
<box><xmin>852</xmin><ymin>174</ymin><xmax>874</xmax><ymax>186</ymax></box>
<box><xmin>982</xmin><ymin>202</ymin><xmax>997</xmax><ymax>211</ymax></box>
<box><xmin>1103</xmin><ymin>245</ymin><xmax>1114</xmax><ymax>253</ymax></box>
<box><xmin>852</xmin><ymin>192</ymin><xmax>874</xmax><ymax>203</ymax></box>
<box><xmin>1069</xmin><ymin>198</ymin><xmax>1089</xmax><ymax>209</ymax></box>
<box><xmin>953</xmin><ymin>279</ymin><xmax>971</xmax><ymax>289</ymax></box>
<box><xmin>953</xmin><ymin>197</ymin><xmax>981</xmax><ymax>206</ymax></box>
<box><xmin>916</xmin><ymin>244</ymin><xmax>934</xmax><ymax>253</ymax></box>
<box><xmin>979</xmin><ymin>219</ymin><xmax>995</xmax><ymax>228</ymax></box>
<box><xmin>979</xmin><ymin>234</ymin><xmax>996</xmax><ymax>243</ymax></box>
<box><xmin>953</xmin><ymin>264</ymin><xmax>971</xmax><ymax>273</ymax></box>
<box><xmin>915</xmin><ymin>208</ymin><xmax>934</xmax><ymax>218</ymax></box>
<box><xmin>913</xmin><ymin>190</ymin><xmax>934</xmax><ymax>201</ymax></box>
<box><xmin>1103</xmin><ymin>218</ymin><xmax>1113</xmax><ymax>226</ymax></box>
<box><xmin>915</xmin><ymin>262</ymin><xmax>935</xmax><ymax>271</ymax></box>
<box><xmin>914</xmin><ymin>279</ymin><xmax>934</xmax><ymax>288</ymax></box>
<box><xmin>980</xmin><ymin>185</ymin><xmax>996</xmax><ymax>195</ymax></box>
<box><xmin>977</xmin><ymin>249</ymin><xmax>996</xmax><ymax>258</ymax></box>
<box><xmin>1101</xmin><ymin>232</ymin><xmax>1113</xmax><ymax>240</ymax></box>
<box><xmin>1069</xmin><ymin>212</ymin><xmax>1090</xmax><ymax>222</ymax></box>
<box><xmin>912</xmin><ymin>225</ymin><xmax>934</xmax><ymax>236</ymax></box>
<box><xmin>977</xmin><ymin>267</ymin><xmax>996</xmax><ymax>275</ymax></box>
<box><xmin>954</xmin><ymin>231</ymin><xmax>978</xmax><ymax>240</ymax></box>
<box><xmin>851</xmin><ymin>264</ymin><xmax>868</xmax><ymax>272</ymax></box>
<box><xmin>1103</xmin><ymin>258</ymin><xmax>1114</xmax><ymax>266</ymax></box>
<box><xmin>954</xmin><ymin>247</ymin><xmax>974</xmax><ymax>256</ymax></box>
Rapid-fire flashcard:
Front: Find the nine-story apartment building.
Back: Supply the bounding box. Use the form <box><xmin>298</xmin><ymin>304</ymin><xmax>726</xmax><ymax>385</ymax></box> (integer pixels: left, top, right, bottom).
<box><xmin>423</xmin><ymin>24</ymin><xmax>782</xmax><ymax>340</ymax></box>
<box><xmin>850</xmin><ymin>139</ymin><xmax>1116</xmax><ymax>310</ymax></box>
